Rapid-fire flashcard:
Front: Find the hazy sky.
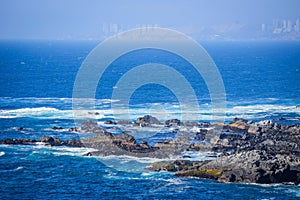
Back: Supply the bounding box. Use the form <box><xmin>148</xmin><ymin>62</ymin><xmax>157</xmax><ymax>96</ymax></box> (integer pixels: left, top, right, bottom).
<box><xmin>0</xmin><ymin>0</ymin><xmax>299</xmax><ymax>39</ymax></box>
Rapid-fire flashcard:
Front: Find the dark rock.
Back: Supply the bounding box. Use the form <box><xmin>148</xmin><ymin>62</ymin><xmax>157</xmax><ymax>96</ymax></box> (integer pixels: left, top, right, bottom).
<box><xmin>81</xmin><ymin>120</ymin><xmax>108</xmax><ymax>134</ymax></box>
<box><xmin>140</xmin><ymin>141</ymin><xmax>150</xmax><ymax>149</ymax></box>
<box><xmin>41</xmin><ymin>136</ymin><xmax>62</xmax><ymax>146</ymax></box>
<box><xmin>199</xmin><ymin>122</ymin><xmax>211</xmax><ymax>128</ymax></box>
<box><xmin>113</xmin><ymin>133</ymin><xmax>137</xmax><ymax>144</ymax></box>
<box><xmin>0</xmin><ymin>138</ymin><xmax>35</xmax><ymax>145</ymax></box>
<box><xmin>104</xmin><ymin>120</ymin><xmax>116</xmax><ymax>125</ymax></box>
<box><xmin>84</xmin><ymin>152</ymin><xmax>93</xmax><ymax>156</ymax></box>
<box><xmin>165</xmin><ymin>119</ymin><xmax>181</xmax><ymax>126</ymax></box>
<box><xmin>135</xmin><ymin>115</ymin><xmax>161</xmax><ymax>127</ymax></box>
<box><xmin>66</xmin><ymin>138</ymin><xmax>83</xmax><ymax>147</ymax></box>
<box><xmin>52</xmin><ymin>126</ymin><xmax>63</xmax><ymax>130</ymax></box>
<box><xmin>68</xmin><ymin>127</ymin><xmax>78</xmax><ymax>132</ymax></box>
<box><xmin>176</xmin><ymin>150</ymin><xmax>300</xmax><ymax>184</ymax></box>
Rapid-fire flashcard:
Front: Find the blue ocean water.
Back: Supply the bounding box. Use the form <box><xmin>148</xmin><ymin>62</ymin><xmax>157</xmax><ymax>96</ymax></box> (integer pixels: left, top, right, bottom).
<box><xmin>0</xmin><ymin>40</ymin><xmax>300</xmax><ymax>199</ymax></box>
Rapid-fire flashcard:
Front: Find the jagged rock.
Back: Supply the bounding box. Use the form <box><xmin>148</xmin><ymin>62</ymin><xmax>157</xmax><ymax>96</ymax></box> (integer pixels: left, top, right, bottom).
<box><xmin>165</xmin><ymin>119</ymin><xmax>181</xmax><ymax>126</ymax></box>
<box><xmin>140</xmin><ymin>141</ymin><xmax>150</xmax><ymax>149</ymax></box>
<box><xmin>135</xmin><ymin>115</ymin><xmax>160</xmax><ymax>127</ymax></box>
<box><xmin>67</xmin><ymin>138</ymin><xmax>83</xmax><ymax>147</ymax></box>
<box><xmin>41</xmin><ymin>136</ymin><xmax>64</xmax><ymax>146</ymax></box>
<box><xmin>228</xmin><ymin>118</ymin><xmax>249</xmax><ymax>132</ymax></box>
<box><xmin>81</xmin><ymin>120</ymin><xmax>99</xmax><ymax>132</ymax></box>
<box><xmin>175</xmin><ymin>150</ymin><xmax>300</xmax><ymax>184</ymax></box>
<box><xmin>247</xmin><ymin>125</ymin><xmax>261</xmax><ymax>134</ymax></box>
<box><xmin>113</xmin><ymin>133</ymin><xmax>137</xmax><ymax>144</ymax></box>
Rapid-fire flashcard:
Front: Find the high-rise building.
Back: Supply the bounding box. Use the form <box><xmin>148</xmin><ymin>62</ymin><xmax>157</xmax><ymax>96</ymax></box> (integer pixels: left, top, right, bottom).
<box><xmin>287</xmin><ymin>20</ymin><xmax>292</xmax><ymax>32</ymax></box>
<box><xmin>295</xmin><ymin>19</ymin><xmax>300</xmax><ymax>32</ymax></box>
<box><xmin>261</xmin><ymin>23</ymin><xmax>266</xmax><ymax>32</ymax></box>
<box><xmin>282</xmin><ymin>20</ymin><xmax>287</xmax><ymax>32</ymax></box>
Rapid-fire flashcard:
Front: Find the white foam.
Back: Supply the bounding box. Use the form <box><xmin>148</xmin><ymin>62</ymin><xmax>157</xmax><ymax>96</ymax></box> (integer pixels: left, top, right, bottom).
<box><xmin>0</xmin><ymin>97</ymin><xmax>299</xmax><ymax>121</ymax></box>
<box><xmin>0</xmin><ymin>107</ymin><xmax>61</xmax><ymax>119</ymax></box>
<box><xmin>0</xmin><ymin>151</ymin><xmax>5</xmax><ymax>156</ymax></box>
<box><xmin>51</xmin><ymin>146</ymin><xmax>97</xmax><ymax>157</ymax></box>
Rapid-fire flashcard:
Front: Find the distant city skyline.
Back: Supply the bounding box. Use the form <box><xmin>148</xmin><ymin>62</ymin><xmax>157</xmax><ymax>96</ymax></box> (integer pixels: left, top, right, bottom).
<box><xmin>0</xmin><ymin>0</ymin><xmax>299</xmax><ymax>40</ymax></box>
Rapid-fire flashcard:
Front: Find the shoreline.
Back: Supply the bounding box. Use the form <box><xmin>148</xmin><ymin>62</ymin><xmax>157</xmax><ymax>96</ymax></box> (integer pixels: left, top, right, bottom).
<box><xmin>1</xmin><ymin>115</ymin><xmax>300</xmax><ymax>185</ymax></box>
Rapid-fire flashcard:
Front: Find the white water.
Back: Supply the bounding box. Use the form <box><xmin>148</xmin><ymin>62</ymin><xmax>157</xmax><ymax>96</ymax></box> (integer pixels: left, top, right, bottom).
<box><xmin>0</xmin><ymin>103</ymin><xmax>299</xmax><ymax>121</ymax></box>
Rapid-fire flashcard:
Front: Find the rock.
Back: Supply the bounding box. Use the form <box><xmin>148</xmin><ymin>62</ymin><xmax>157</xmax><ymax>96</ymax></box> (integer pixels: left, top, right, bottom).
<box><xmin>52</xmin><ymin>126</ymin><xmax>63</xmax><ymax>130</ymax></box>
<box><xmin>175</xmin><ymin>168</ymin><xmax>222</xmax><ymax>180</ymax></box>
<box><xmin>248</xmin><ymin>125</ymin><xmax>261</xmax><ymax>134</ymax></box>
<box><xmin>40</xmin><ymin>136</ymin><xmax>55</xmax><ymax>144</ymax></box>
<box><xmin>84</xmin><ymin>152</ymin><xmax>93</xmax><ymax>156</ymax></box>
<box><xmin>116</xmin><ymin>120</ymin><xmax>133</xmax><ymax>125</ymax></box>
<box><xmin>81</xmin><ymin>120</ymin><xmax>108</xmax><ymax>134</ymax></box>
<box><xmin>0</xmin><ymin>138</ymin><xmax>34</xmax><ymax>145</ymax></box>
<box><xmin>140</xmin><ymin>141</ymin><xmax>150</xmax><ymax>149</ymax></box>
<box><xmin>81</xmin><ymin>120</ymin><xmax>98</xmax><ymax>131</ymax></box>
<box><xmin>184</xmin><ymin>121</ymin><xmax>199</xmax><ymax>127</ymax></box>
<box><xmin>195</xmin><ymin>131</ymin><xmax>206</xmax><ymax>140</ymax></box>
<box><xmin>87</xmin><ymin>111</ymin><xmax>100</xmax><ymax>115</ymax></box>
<box><xmin>113</xmin><ymin>133</ymin><xmax>137</xmax><ymax>144</ymax></box>
<box><xmin>228</xmin><ymin>118</ymin><xmax>249</xmax><ymax>132</ymax></box>
<box><xmin>146</xmin><ymin>160</ymin><xmax>204</xmax><ymax>172</ymax></box>
<box><xmin>165</xmin><ymin>119</ymin><xmax>181</xmax><ymax>126</ymax></box>
<box><xmin>135</xmin><ymin>115</ymin><xmax>161</xmax><ymax>127</ymax></box>
<box><xmin>66</xmin><ymin>138</ymin><xmax>83</xmax><ymax>147</ymax></box>
<box><xmin>104</xmin><ymin>120</ymin><xmax>116</xmax><ymax>125</ymax></box>
<box><xmin>177</xmin><ymin>150</ymin><xmax>300</xmax><ymax>184</ymax></box>
<box><xmin>68</xmin><ymin>127</ymin><xmax>78</xmax><ymax>132</ymax></box>
<box><xmin>40</xmin><ymin>136</ymin><xmax>82</xmax><ymax>147</ymax></box>
<box><xmin>41</xmin><ymin>136</ymin><xmax>63</xmax><ymax>146</ymax></box>
<box><xmin>199</xmin><ymin>122</ymin><xmax>211</xmax><ymax>128</ymax></box>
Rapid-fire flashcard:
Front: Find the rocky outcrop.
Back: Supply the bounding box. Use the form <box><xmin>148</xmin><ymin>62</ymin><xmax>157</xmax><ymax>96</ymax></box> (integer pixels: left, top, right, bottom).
<box><xmin>0</xmin><ymin>138</ymin><xmax>37</xmax><ymax>145</ymax></box>
<box><xmin>135</xmin><ymin>115</ymin><xmax>161</xmax><ymax>127</ymax></box>
<box><xmin>165</xmin><ymin>119</ymin><xmax>182</xmax><ymax>127</ymax></box>
<box><xmin>146</xmin><ymin>160</ymin><xmax>207</xmax><ymax>172</ymax></box>
<box><xmin>182</xmin><ymin>150</ymin><xmax>300</xmax><ymax>184</ymax></box>
<box><xmin>0</xmin><ymin>136</ymin><xmax>83</xmax><ymax>147</ymax></box>
<box><xmin>81</xmin><ymin>120</ymin><xmax>108</xmax><ymax>134</ymax></box>
<box><xmin>146</xmin><ymin>118</ymin><xmax>300</xmax><ymax>184</ymax></box>
<box><xmin>2</xmin><ymin>116</ymin><xmax>300</xmax><ymax>185</ymax></box>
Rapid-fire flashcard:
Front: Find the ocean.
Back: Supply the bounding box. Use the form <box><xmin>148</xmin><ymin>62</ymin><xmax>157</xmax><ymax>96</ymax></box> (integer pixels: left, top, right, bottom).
<box><xmin>0</xmin><ymin>40</ymin><xmax>300</xmax><ymax>199</ymax></box>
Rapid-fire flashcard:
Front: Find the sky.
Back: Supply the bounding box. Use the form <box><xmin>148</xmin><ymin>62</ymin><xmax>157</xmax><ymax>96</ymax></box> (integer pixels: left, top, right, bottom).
<box><xmin>0</xmin><ymin>0</ymin><xmax>299</xmax><ymax>40</ymax></box>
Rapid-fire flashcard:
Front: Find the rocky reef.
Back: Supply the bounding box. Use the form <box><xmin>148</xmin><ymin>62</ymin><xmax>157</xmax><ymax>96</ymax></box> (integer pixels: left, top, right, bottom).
<box><xmin>146</xmin><ymin>117</ymin><xmax>300</xmax><ymax>184</ymax></box>
<box><xmin>1</xmin><ymin>115</ymin><xmax>300</xmax><ymax>184</ymax></box>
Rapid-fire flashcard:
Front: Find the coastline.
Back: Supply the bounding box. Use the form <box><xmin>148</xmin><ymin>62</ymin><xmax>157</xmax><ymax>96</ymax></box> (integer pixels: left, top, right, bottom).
<box><xmin>1</xmin><ymin>115</ymin><xmax>300</xmax><ymax>185</ymax></box>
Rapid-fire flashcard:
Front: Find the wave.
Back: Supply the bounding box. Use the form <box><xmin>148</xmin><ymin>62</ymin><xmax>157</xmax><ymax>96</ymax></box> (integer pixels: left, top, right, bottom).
<box><xmin>0</xmin><ymin>97</ymin><xmax>299</xmax><ymax>121</ymax></box>
<box><xmin>0</xmin><ymin>151</ymin><xmax>5</xmax><ymax>156</ymax></box>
